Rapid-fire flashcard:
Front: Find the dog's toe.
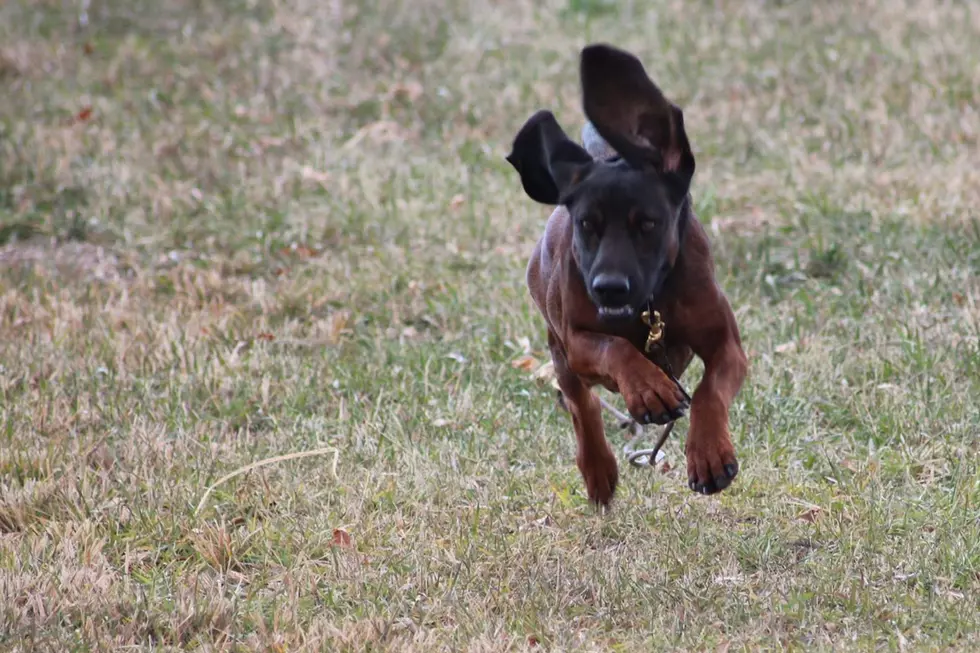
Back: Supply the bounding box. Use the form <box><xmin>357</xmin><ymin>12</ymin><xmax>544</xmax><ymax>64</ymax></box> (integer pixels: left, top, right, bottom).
<box><xmin>686</xmin><ymin>440</ymin><xmax>738</xmax><ymax>496</ymax></box>
<box><xmin>711</xmin><ymin>474</ymin><xmax>734</xmax><ymax>492</ymax></box>
<box><xmin>643</xmin><ymin>411</ymin><xmax>672</xmax><ymax>425</ymax></box>
<box><xmin>688</xmin><ymin>477</ymin><xmax>721</xmax><ymax>495</ymax></box>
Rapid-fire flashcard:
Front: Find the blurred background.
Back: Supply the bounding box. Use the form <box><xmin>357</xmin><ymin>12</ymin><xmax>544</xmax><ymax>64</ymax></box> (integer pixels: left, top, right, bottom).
<box><xmin>1</xmin><ymin>1</ymin><xmax>979</xmax><ymax>650</ymax></box>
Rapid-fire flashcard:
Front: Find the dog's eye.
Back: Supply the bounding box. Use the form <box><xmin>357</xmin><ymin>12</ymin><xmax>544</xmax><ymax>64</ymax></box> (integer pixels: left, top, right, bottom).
<box><xmin>579</xmin><ymin>219</ymin><xmax>593</xmax><ymax>232</ymax></box>
<box><xmin>639</xmin><ymin>220</ymin><xmax>657</xmax><ymax>233</ymax></box>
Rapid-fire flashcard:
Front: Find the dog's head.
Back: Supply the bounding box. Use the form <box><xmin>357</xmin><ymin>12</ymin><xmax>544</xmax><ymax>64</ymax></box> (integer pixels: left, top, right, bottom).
<box><xmin>506</xmin><ymin>44</ymin><xmax>695</xmax><ymax>322</ymax></box>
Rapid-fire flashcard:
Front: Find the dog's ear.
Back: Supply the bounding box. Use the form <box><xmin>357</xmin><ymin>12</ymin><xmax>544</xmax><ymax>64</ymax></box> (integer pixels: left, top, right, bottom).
<box><xmin>506</xmin><ymin>110</ymin><xmax>594</xmax><ymax>205</ymax></box>
<box><xmin>579</xmin><ymin>44</ymin><xmax>695</xmax><ymax>197</ymax></box>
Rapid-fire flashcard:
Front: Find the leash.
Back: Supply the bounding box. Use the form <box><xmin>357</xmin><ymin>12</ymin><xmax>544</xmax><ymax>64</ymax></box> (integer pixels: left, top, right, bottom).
<box><xmin>622</xmin><ymin>305</ymin><xmax>692</xmax><ymax>469</ymax></box>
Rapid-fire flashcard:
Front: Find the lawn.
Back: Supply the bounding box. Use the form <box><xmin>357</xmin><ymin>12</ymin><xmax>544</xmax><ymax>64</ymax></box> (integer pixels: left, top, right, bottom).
<box><xmin>1</xmin><ymin>0</ymin><xmax>979</xmax><ymax>650</ymax></box>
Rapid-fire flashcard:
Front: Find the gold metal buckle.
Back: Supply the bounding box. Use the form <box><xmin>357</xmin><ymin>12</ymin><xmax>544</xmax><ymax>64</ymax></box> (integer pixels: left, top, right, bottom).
<box><xmin>640</xmin><ymin>309</ymin><xmax>664</xmax><ymax>353</ymax></box>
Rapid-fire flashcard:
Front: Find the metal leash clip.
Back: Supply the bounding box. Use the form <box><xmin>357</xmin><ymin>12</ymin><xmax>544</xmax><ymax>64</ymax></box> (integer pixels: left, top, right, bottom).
<box><xmin>641</xmin><ymin>308</ymin><xmax>665</xmax><ymax>353</ymax></box>
<box><xmin>623</xmin><ymin>421</ymin><xmax>673</xmax><ymax>468</ymax></box>
<box><xmin>598</xmin><ymin>395</ymin><xmax>671</xmax><ymax>468</ymax></box>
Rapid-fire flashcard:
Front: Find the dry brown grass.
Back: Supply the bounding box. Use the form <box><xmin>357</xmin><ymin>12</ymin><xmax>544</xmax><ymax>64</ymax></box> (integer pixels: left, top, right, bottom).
<box><xmin>1</xmin><ymin>0</ymin><xmax>980</xmax><ymax>650</ymax></box>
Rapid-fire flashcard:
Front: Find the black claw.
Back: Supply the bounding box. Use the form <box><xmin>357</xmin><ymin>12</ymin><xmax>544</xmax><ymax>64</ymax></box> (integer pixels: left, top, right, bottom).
<box><xmin>713</xmin><ymin>475</ymin><xmax>733</xmax><ymax>492</ymax></box>
<box><xmin>724</xmin><ymin>463</ymin><xmax>739</xmax><ymax>479</ymax></box>
<box><xmin>643</xmin><ymin>412</ymin><xmax>654</xmax><ymax>425</ymax></box>
<box><xmin>668</xmin><ymin>405</ymin><xmax>687</xmax><ymax>420</ymax></box>
<box><xmin>689</xmin><ymin>478</ymin><xmax>726</xmax><ymax>495</ymax></box>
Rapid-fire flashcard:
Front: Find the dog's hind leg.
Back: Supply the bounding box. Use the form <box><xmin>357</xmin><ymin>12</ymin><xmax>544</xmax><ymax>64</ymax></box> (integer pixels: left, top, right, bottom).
<box><xmin>595</xmin><ymin>394</ymin><xmax>639</xmax><ymax>433</ymax></box>
<box><xmin>563</xmin><ymin>387</ymin><xmax>642</xmax><ymax>438</ymax></box>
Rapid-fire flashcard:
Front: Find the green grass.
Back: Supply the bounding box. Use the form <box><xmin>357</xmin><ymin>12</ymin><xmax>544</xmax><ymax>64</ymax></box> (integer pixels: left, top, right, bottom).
<box><xmin>2</xmin><ymin>0</ymin><xmax>980</xmax><ymax>650</ymax></box>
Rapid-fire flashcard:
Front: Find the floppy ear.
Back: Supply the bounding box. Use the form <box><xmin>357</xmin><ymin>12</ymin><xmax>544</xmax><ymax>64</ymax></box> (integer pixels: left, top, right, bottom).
<box><xmin>579</xmin><ymin>44</ymin><xmax>695</xmax><ymax>196</ymax></box>
<box><xmin>505</xmin><ymin>110</ymin><xmax>594</xmax><ymax>205</ymax></box>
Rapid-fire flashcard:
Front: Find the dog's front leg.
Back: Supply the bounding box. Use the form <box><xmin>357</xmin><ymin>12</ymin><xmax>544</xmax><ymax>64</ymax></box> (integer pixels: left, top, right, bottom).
<box><xmin>549</xmin><ymin>332</ymin><xmax>618</xmax><ymax>507</ymax></box>
<box><xmin>551</xmin><ymin>328</ymin><xmax>690</xmax><ymax>506</ymax></box>
<box><xmin>685</xmin><ymin>304</ymin><xmax>748</xmax><ymax>495</ymax></box>
<box><xmin>563</xmin><ymin>329</ymin><xmax>691</xmax><ymax>425</ymax></box>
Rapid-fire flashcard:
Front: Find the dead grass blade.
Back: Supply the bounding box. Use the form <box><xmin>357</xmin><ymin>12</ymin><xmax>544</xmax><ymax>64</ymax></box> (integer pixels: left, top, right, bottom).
<box><xmin>194</xmin><ymin>447</ymin><xmax>340</xmax><ymax>517</ymax></box>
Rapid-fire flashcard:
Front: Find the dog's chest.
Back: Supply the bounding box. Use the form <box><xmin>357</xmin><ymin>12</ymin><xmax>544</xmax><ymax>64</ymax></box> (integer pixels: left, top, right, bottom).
<box><xmin>615</xmin><ymin>317</ymin><xmax>692</xmax><ymax>376</ymax></box>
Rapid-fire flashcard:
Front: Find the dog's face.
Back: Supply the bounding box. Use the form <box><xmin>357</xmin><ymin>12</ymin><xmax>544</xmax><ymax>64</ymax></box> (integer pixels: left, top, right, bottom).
<box><xmin>564</xmin><ymin>159</ymin><xmax>686</xmax><ymax>320</ymax></box>
<box><xmin>506</xmin><ymin>44</ymin><xmax>695</xmax><ymax>322</ymax></box>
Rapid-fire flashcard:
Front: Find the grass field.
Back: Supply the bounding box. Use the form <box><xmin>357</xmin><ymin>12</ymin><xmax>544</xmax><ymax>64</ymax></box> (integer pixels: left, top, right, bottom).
<box><xmin>2</xmin><ymin>0</ymin><xmax>980</xmax><ymax>650</ymax></box>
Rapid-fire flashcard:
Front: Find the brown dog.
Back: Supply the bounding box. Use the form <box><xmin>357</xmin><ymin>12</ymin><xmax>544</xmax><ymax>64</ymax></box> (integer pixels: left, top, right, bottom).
<box><xmin>506</xmin><ymin>44</ymin><xmax>747</xmax><ymax>506</ymax></box>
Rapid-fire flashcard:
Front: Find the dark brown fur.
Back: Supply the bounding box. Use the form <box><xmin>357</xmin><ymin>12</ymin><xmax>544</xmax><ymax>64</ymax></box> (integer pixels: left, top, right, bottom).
<box><xmin>507</xmin><ymin>44</ymin><xmax>747</xmax><ymax>506</ymax></box>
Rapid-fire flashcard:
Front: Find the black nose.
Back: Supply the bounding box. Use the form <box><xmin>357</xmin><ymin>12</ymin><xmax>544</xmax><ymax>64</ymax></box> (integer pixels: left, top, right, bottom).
<box><xmin>591</xmin><ymin>273</ymin><xmax>630</xmax><ymax>305</ymax></box>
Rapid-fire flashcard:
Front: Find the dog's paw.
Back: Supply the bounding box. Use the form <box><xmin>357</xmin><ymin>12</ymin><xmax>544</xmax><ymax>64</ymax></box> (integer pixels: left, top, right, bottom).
<box><xmin>577</xmin><ymin>445</ymin><xmax>619</xmax><ymax>507</ymax></box>
<box><xmin>620</xmin><ymin>369</ymin><xmax>689</xmax><ymax>426</ymax></box>
<box><xmin>686</xmin><ymin>437</ymin><xmax>738</xmax><ymax>495</ymax></box>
